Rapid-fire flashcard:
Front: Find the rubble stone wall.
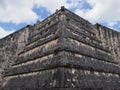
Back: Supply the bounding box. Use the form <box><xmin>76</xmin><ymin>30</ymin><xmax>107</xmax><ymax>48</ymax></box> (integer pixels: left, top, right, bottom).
<box><xmin>95</xmin><ymin>24</ymin><xmax>120</xmax><ymax>64</ymax></box>
<box><xmin>0</xmin><ymin>26</ymin><xmax>30</xmax><ymax>87</ymax></box>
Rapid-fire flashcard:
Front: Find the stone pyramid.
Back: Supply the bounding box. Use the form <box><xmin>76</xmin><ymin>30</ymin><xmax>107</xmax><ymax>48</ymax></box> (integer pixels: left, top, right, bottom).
<box><xmin>1</xmin><ymin>6</ymin><xmax>120</xmax><ymax>90</ymax></box>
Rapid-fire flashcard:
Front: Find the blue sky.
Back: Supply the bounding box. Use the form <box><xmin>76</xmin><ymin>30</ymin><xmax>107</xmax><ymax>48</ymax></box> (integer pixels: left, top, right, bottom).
<box><xmin>0</xmin><ymin>0</ymin><xmax>120</xmax><ymax>38</ymax></box>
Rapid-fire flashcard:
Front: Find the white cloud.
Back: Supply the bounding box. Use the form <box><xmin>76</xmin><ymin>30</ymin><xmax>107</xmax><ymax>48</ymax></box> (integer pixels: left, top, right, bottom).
<box><xmin>75</xmin><ymin>0</ymin><xmax>120</xmax><ymax>25</ymax></box>
<box><xmin>0</xmin><ymin>27</ymin><xmax>15</xmax><ymax>39</ymax></box>
<box><xmin>0</xmin><ymin>0</ymin><xmax>38</xmax><ymax>24</ymax></box>
<box><xmin>107</xmin><ymin>22</ymin><xmax>117</xmax><ymax>27</ymax></box>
